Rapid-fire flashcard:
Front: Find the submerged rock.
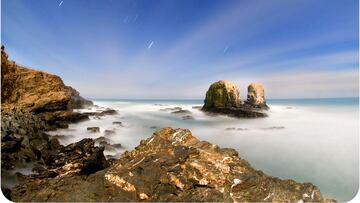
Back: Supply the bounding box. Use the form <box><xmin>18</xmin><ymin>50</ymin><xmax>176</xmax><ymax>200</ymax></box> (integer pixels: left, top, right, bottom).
<box><xmin>11</xmin><ymin>128</ymin><xmax>335</xmax><ymax>202</ymax></box>
<box><xmin>112</xmin><ymin>121</ymin><xmax>124</xmax><ymax>127</ymax></box>
<box><xmin>104</xmin><ymin>129</ymin><xmax>116</xmax><ymax>136</ymax></box>
<box><xmin>160</xmin><ymin>107</ymin><xmax>182</xmax><ymax>112</ymax></box>
<box><xmin>87</xmin><ymin>127</ymin><xmax>100</xmax><ymax>133</ymax></box>
<box><xmin>245</xmin><ymin>82</ymin><xmax>269</xmax><ymax>109</ymax></box>
<box><xmin>182</xmin><ymin>115</ymin><xmax>194</xmax><ymax>120</ymax></box>
<box><xmin>203</xmin><ymin>80</ymin><xmax>241</xmax><ymax>109</ymax></box>
<box><xmin>171</xmin><ymin>109</ymin><xmax>192</xmax><ymax>114</ymax></box>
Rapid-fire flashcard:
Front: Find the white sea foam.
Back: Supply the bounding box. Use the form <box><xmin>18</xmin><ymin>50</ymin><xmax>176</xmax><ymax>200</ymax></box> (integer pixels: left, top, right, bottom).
<box><xmin>48</xmin><ymin>99</ymin><xmax>359</xmax><ymax>201</ymax></box>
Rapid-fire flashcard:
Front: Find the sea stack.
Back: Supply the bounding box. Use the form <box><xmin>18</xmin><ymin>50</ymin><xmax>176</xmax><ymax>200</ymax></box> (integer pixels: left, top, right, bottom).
<box><xmin>245</xmin><ymin>82</ymin><xmax>269</xmax><ymax>109</ymax></box>
<box><xmin>203</xmin><ymin>80</ymin><xmax>241</xmax><ymax>110</ymax></box>
<box><xmin>202</xmin><ymin>80</ymin><xmax>268</xmax><ymax>118</ymax></box>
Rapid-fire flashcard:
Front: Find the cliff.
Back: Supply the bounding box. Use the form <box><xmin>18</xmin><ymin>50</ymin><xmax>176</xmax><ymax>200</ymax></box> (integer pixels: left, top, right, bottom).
<box><xmin>1</xmin><ymin>45</ymin><xmax>92</xmax><ymax>113</ymax></box>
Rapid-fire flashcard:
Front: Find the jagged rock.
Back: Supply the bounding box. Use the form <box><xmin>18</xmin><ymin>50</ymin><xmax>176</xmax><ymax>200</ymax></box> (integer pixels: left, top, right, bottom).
<box><xmin>203</xmin><ymin>80</ymin><xmax>241</xmax><ymax>110</ymax></box>
<box><xmin>10</xmin><ymin>128</ymin><xmax>335</xmax><ymax>202</ymax></box>
<box><xmin>1</xmin><ymin>109</ymin><xmax>49</xmax><ymax>170</ymax></box>
<box><xmin>1</xmin><ymin>45</ymin><xmax>92</xmax><ymax>113</ymax></box>
<box><xmin>38</xmin><ymin>111</ymin><xmax>90</xmax><ymax>131</ymax></box>
<box><xmin>245</xmin><ymin>82</ymin><xmax>269</xmax><ymax>109</ymax></box>
<box><xmin>87</xmin><ymin>127</ymin><xmax>100</xmax><ymax>133</ymax></box>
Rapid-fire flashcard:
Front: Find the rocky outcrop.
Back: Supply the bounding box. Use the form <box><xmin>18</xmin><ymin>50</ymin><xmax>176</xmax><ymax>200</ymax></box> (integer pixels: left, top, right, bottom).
<box><xmin>202</xmin><ymin>80</ymin><xmax>268</xmax><ymax>118</ymax></box>
<box><xmin>1</xmin><ymin>109</ymin><xmax>49</xmax><ymax>170</ymax></box>
<box><xmin>1</xmin><ymin>45</ymin><xmax>92</xmax><ymax>113</ymax></box>
<box><xmin>203</xmin><ymin>80</ymin><xmax>241</xmax><ymax>109</ymax></box>
<box><xmin>245</xmin><ymin>82</ymin><xmax>269</xmax><ymax>109</ymax></box>
<box><xmin>10</xmin><ymin>128</ymin><xmax>334</xmax><ymax>202</ymax></box>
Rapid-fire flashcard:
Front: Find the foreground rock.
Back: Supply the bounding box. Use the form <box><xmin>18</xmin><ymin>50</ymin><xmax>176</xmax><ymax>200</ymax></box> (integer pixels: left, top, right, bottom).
<box><xmin>202</xmin><ymin>80</ymin><xmax>268</xmax><ymax>118</ymax></box>
<box><xmin>11</xmin><ymin>128</ymin><xmax>334</xmax><ymax>202</ymax></box>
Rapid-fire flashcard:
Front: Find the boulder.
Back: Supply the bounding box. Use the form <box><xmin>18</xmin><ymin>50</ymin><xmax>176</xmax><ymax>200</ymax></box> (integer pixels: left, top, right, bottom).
<box><xmin>246</xmin><ymin>82</ymin><xmax>269</xmax><ymax>109</ymax></box>
<box><xmin>203</xmin><ymin>80</ymin><xmax>241</xmax><ymax>110</ymax></box>
<box><xmin>10</xmin><ymin>128</ymin><xmax>334</xmax><ymax>202</ymax></box>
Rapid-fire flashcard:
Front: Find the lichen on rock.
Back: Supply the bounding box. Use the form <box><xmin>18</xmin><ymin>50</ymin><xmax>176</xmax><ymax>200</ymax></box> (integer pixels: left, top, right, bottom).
<box><xmin>203</xmin><ymin>80</ymin><xmax>241</xmax><ymax>110</ymax></box>
<box><xmin>10</xmin><ymin>128</ymin><xmax>335</xmax><ymax>202</ymax></box>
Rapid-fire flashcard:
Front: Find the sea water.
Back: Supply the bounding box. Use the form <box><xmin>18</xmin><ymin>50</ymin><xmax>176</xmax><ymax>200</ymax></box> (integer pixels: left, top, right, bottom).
<box><xmin>48</xmin><ymin>97</ymin><xmax>359</xmax><ymax>201</ymax></box>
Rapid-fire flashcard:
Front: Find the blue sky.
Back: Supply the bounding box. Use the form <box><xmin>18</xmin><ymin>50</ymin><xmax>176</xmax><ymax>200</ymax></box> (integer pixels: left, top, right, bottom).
<box><xmin>2</xmin><ymin>0</ymin><xmax>359</xmax><ymax>99</ymax></box>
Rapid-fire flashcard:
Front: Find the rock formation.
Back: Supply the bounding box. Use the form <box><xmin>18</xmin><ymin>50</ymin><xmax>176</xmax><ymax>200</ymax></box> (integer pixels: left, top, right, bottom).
<box><xmin>1</xmin><ymin>45</ymin><xmax>92</xmax><ymax>113</ymax></box>
<box><xmin>10</xmin><ymin>128</ymin><xmax>334</xmax><ymax>202</ymax></box>
<box><xmin>203</xmin><ymin>80</ymin><xmax>241</xmax><ymax>110</ymax></box>
<box><xmin>202</xmin><ymin>80</ymin><xmax>268</xmax><ymax>118</ymax></box>
<box><xmin>245</xmin><ymin>82</ymin><xmax>269</xmax><ymax>109</ymax></box>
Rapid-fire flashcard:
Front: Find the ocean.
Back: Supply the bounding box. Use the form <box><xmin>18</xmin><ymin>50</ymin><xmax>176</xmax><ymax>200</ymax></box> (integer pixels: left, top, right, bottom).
<box><xmin>48</xmin><ymin>97</ymin><xmax>359</xmax><ymax>201</ymax></box>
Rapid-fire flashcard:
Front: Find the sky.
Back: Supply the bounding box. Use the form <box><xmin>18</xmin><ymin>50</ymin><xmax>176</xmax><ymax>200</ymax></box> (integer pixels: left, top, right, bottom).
<box><xmin>1</xmin><ymin>0</ymin><xmax>359</xmax><ymax>99</ymax></box>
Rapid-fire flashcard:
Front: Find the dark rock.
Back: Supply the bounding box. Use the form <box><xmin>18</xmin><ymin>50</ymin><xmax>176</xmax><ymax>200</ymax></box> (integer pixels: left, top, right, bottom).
<box><xmin>10</xmin><ymin>128</ymin><xmax>334</xmax><ymax>202</ymax></box>
<box><xmin>112</xmin><ymin>121</ymin><xmax>123</xmax><ymax>127</ymax></box>
<box><xmin>104</xmin><ymin>129</ymin><xmax>116</xmax><ymax>136</ymax></box>
<box><xmin>160</xmin><ymin>107</ymin><xmax>182</xmax><ymax>112</ymax></box>
<box><xmin>94</xmin><ymin>136</ymin><xmax>110</xmax><ymax>143</ymax></box>
<box><xmin>192</xmin><ymin>106</ymin><xmax>202</xmax><ymax>110</ymax></box>
<box><xmin>1</xmin><ymin>109</ymin><xmax>50</xmax><ymax>170</ymax></box>
<box><xmin>226</xmin><ymin>127</ymin><xmax>248</xmax><ymax>131</ymax></box>
<box><xmin>171</xmin><ymin>109</ymin><xmax>191</xmax><ymax>114</ymax></box>
<box><xmin>41</xmin><ymin>138</ymin><xmax>109</xmax><ymax>176</ymax></box>
<box><xmin>99</xmin><ymin>141</ymin><xmax>121</xmax><ymax>152</ymax></box>
<box><xmin>261</xmin><ymin>126</ymin><xmax>285</xmax><ymax>130</ymax></box>
<box><xmin>182</xmin><ymin>115</ymin><xmax>194</xmax><ymax>120</ymax></box>
<box><xmin>99</xmin><ymin>109</ymin><xmax>117</xmax><ymax>116</ymax></box>
<box><xmin>2</xmin><ymin>187</ymin><xmax>12</xmax><ymax>201</ymax></box>
<box><xmin>203</xmin><ymin>106</ymin><xmax>267</xmax><ymax>118</ymax></box>
<box><xmin>150</xmin><ymin>126</ymin><xmax>158</xmax><ymax>129</ymax></box>
<box><xmin>87</xmin><ymin>127</ymin><xmax>100</xmax><ymax>133</ymax></box>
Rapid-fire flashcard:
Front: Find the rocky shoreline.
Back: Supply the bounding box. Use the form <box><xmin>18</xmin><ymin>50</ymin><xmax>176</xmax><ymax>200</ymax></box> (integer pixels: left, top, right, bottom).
<box><xmin>1</xmin><ymin>45</ymin><xmax>335</xmax><ymax>202</ymax></box>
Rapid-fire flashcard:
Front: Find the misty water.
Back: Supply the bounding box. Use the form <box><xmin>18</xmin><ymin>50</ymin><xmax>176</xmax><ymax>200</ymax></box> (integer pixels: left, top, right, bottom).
<box><xmin>48</xmin><ymin>98</ymin><xmax>359</xmax><ymax>201</ymax></box>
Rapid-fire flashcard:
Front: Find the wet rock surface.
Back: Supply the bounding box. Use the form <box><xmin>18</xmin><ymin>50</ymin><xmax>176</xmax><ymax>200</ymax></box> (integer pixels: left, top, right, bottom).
<box><xmin>10</xmin><ymin>128</ymin><xmax>335</xmax><ymax>202</ymax></box>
